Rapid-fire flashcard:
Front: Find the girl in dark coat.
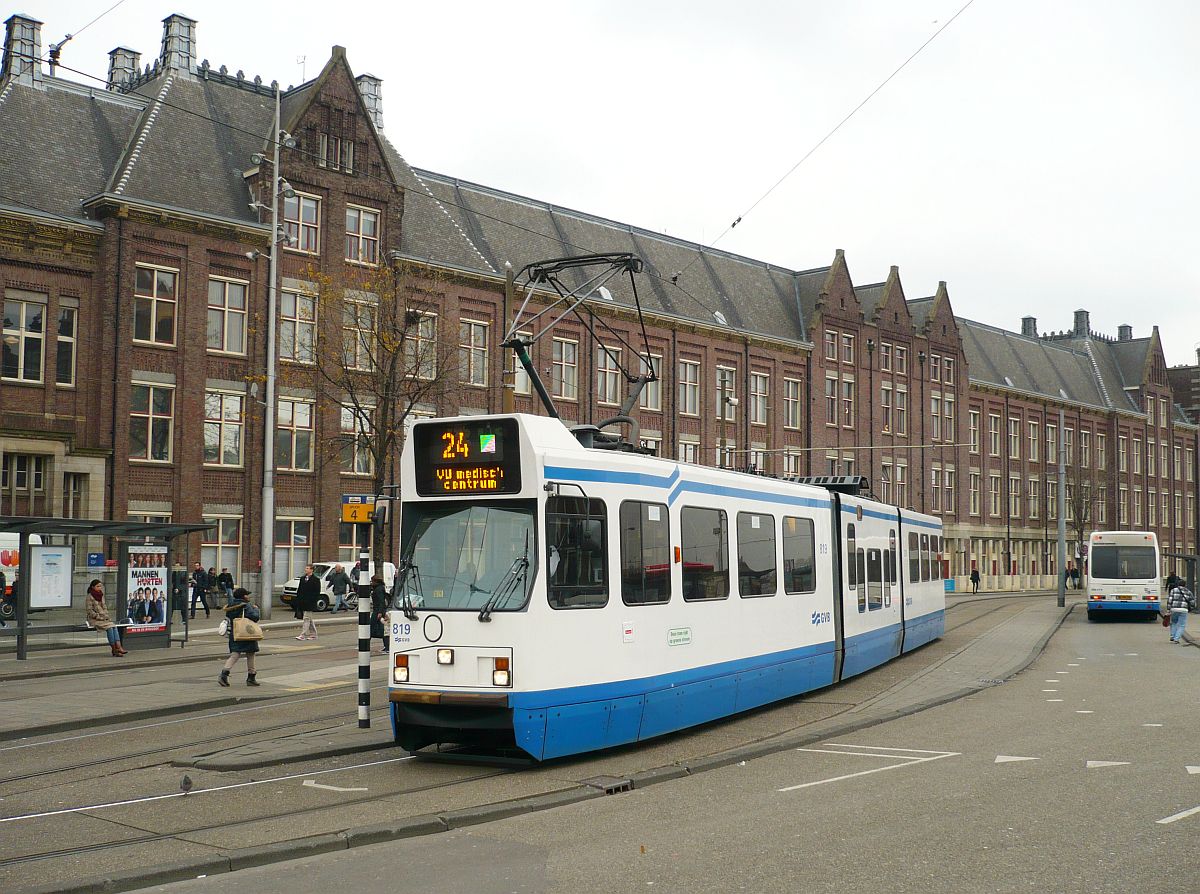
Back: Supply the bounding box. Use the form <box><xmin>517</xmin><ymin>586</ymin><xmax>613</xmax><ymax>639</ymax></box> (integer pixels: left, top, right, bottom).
<box><xmin>218</xmin><ymin>587</ymin><xmax>262</xmax><ymax>687</ymax></box>
<box><xmin>369</xmin><ymin>575</ymin><xmax>390</xmax><ymax>653</ymax></box>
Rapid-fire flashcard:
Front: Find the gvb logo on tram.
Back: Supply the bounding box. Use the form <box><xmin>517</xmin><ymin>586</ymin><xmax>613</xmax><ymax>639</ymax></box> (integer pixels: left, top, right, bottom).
<box><xmin>1086</xmin><ymin>530</ymin><xmax>1162</xmax><ymax>621</ymax></box>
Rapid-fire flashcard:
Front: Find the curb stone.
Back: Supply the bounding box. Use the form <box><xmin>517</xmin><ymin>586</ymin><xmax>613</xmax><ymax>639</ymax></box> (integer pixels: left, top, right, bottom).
<box><xmin>226</xmin><ymin>832</ymin><xmax>348</xmax><ymax>872</ymax></box>
<box><xmin>0</xmin><ymin>695</ymin><xmax>271</xmax><ymax>743</ymax></box>
<box><xmin>343</xmin><ymin>813</ymin><xmax>449</xmax><ymax>847</ymax></box>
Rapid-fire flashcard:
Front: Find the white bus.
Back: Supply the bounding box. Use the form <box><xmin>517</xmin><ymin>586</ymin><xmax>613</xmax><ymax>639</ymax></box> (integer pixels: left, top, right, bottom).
<box><xmin>1086</xmin><ymin>530</ymin><xmax>1161</xmax><ymax>621</ymax></box>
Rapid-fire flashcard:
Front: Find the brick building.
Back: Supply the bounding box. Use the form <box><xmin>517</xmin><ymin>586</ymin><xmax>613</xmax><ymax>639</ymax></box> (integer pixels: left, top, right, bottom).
<box><xmin>1</xmin><ymin>12</ymin><xmax>1196</xmax><ymax>595</ymax></box>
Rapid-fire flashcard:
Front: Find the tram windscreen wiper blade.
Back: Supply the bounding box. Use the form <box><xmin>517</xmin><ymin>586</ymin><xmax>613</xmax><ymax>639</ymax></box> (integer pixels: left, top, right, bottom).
<box><xmin>478</xmin><ymin>531</ymin><xmax>530</xmax><ymax>622</ymax></box>
<box><xmin>395</xmin><ymin>558</ymin><xmax>420</xmax><ymax>621</ymax></box>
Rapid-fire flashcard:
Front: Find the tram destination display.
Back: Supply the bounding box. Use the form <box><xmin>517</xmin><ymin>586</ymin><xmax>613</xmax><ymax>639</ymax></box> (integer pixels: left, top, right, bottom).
<box><xmin>413</xmin><ymin>418</ymin><xmax>522</xmax><ymax>496</ymax></box>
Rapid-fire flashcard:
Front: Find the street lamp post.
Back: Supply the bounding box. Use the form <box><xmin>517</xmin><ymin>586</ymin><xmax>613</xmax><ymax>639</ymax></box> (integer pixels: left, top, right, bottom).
<box><xmin>257</xmin><ymin>86</ymin><xmax>296</xmax><ymax>619</ymax></box>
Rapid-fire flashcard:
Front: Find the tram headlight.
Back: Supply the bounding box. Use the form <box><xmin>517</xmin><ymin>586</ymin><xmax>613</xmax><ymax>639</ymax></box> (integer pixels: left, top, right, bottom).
<box><xmin>437</xmin><ymin>648</ymin><xmax>454</xmax><ymax>665</ymax></box>
<box><xmin>393</xmin><ymin>653</ymin><xmax>409</xmax><ymax>684</ymax></box>
<box><xmin>493</xmin><ymin>656</ymin><xmax>511</xmax><ymax>687</ymax></box>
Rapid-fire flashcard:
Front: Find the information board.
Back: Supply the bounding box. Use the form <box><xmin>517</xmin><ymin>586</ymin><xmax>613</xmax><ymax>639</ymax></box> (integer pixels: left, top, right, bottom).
<box><xmin>29</xmin><ymin>544</ymin><xmax>73</xmax><ymax>609</ymax></box>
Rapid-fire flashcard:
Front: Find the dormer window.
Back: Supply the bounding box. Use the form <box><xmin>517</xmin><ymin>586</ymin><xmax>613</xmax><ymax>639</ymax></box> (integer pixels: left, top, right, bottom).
<box><xmin>319</xmin><ymin>134</ymin><xmax>355</xmax><ymax>174</ymax></box>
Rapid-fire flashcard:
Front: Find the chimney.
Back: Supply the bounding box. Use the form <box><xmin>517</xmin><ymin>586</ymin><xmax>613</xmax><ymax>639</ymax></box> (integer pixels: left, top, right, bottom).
<box><xmin>1021</xmin><ymin>316</ymin><xmax>1038</xmax><ymax>338</ymax></box>
<box><xmin>1118</xmin><ymin>324</ymin><xmax>1133</xmax><ymax>342</ymax></box>
<box><xmin>2</xmin><ymin>13</ymin><xmax>42</xmax><ymax>85</ymax></box>
<box><xmin>356</xmin><ymin>73</ymin><xmax>383</xmax><ymax>130</ymax></box>
<box><xmin>159</xmin><ymin>13</ymin><xmax>196</xmax><ymax>74</ymax></box>
<box><xmin>107</xmin><ymin>46</ymin><xmax>140</xmax><ymax>90</ymax></box>
<box><xmin>1073</xmin><ymin>309</ymin><xmax>1090</xmax><ymax>337</ymax></box>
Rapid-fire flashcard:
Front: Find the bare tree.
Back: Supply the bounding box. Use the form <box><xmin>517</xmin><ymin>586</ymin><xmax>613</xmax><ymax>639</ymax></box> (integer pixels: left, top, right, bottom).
<box><xmin>291</xmin><ymin>260</ymin><xmax>462</xmax><ymax>562</ymax></box>
<box><xmin>1066</xmin><ymin>464</ymin><xmax>1106</xmax><ymax>570</ymax></box>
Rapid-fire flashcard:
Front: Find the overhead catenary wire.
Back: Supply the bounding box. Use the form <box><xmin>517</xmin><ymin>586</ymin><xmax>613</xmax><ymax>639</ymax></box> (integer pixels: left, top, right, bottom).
<box><xmin>670</xmin><ymin>0</ymin><xmax>979</xmax><ymax>284</ymax></box>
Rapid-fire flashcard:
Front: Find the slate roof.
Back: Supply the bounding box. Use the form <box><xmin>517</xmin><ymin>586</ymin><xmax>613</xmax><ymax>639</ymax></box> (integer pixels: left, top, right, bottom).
<box><xmin>402</xmin><ymin>170</ymin><xmax>810</xmax><ymax>342</ymax></box>
<box><xmin>855</xmin><ymin>282</ymin><xmax>885</xmax><ymax>319</ymax></box>
<box><xmin>111</xmin><ymin>74</ymin><xmax>273</xmax><ymax>223</ymax></box>
<box><xmin>0</xmin><ymin>78</ymin><xmax>141</xmax><ymax>224</ymax></box>
<box><xmin>960</xmin><ymin>319</ymin><xmax>1111</xmax><ymax>410</ymax></box>
<box><xmin>908</xmin><ymin>297</ymin><xmax>934</xmax><ymax>330</ymax></box>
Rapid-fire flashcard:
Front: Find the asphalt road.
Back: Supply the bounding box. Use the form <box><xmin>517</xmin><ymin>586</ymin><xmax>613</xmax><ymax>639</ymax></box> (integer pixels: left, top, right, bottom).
<box><xmin>142</xmin><ymin>608</ymin><xmax>1199</xmax><ymax>894</ymax></box>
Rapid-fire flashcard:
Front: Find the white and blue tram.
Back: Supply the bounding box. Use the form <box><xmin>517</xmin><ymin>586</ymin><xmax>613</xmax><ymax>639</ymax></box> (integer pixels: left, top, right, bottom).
<box><xmin>388</xmin><ymin>414</ymin><xmax>945</xmax><ymax>761</ymax></box>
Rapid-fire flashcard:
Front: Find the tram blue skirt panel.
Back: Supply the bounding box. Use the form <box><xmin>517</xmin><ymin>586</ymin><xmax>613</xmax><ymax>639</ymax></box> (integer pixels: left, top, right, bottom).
<box><xmin>902</xmin><ymin>609</ymin><xmax>945</xmax><ymax>653</ymax></box>
<box><xmin>841</xmin><ymin>623</ymin><xmax>903</xmax><ymax>679</ymax></box>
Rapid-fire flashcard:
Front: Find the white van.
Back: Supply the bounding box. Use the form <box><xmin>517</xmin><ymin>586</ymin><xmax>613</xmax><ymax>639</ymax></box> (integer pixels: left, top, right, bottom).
<box><xmin>281</xmin><ymin>560</ymin><xmax>396</xmax><ymax>612</ymax></box>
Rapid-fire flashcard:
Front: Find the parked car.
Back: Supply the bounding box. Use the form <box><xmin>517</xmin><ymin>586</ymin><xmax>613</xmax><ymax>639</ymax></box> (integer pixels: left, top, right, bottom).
<box><xmin>281</xmin><ymin>560</ymin><xmax>396</xmax><ymax>612</ymax></box>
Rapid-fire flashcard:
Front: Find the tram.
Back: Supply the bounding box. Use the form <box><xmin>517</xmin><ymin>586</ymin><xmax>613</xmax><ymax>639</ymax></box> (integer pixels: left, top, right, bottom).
<box><xmin>386</xmin><ymin>413</ymin><xmax>945</xmax><ymax>761</ymax></box>
<box><xmin>1085</xmin><ymin>530</ymin><xmax>1161</xmax><ymax>620</ymax></box>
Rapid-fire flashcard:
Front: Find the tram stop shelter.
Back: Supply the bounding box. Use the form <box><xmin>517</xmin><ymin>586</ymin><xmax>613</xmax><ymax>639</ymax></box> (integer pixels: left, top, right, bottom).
<box><xmin>0</xmin><ymin>516</ymin><xmax>214</xmax><ymax>660</ymax></box>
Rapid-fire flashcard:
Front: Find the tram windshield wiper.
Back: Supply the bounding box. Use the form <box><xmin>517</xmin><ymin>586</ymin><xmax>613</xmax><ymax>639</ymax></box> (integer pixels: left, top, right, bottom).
<box><xmin>394</xmin><ymin>557</ymin><xmax>421</xmax><ymax>621</ymax></box>
<box><xmin>478</xmin><ymin>532</ymin><xmax>530</xmax><ymax>622</ymax></box>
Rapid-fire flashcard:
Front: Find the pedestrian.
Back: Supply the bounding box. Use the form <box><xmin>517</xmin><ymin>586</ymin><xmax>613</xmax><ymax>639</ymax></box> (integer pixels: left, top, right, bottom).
<box><xmin>171</xmin><ymin>563</ymin><xmax>189</xmax><ymax>623</ymax></box>
<box><xmin>85</xmin><ymin>579</ymin><xmax>126</xmax><ymax>657</ymax></box>
<box><xmin>1165</xmin><ymin>575</ymin><xmax>1196</xmax><ymax>644</ymax></box>
<box><xmin>329</xmin><ymin>563</ymin><xmax>352</xmax><ymax>613</ymax></box>
<box><xmin>218</xmin><ymin>587</ymin><xmax>262</xmax><ymax>687</ymax></box>
<box><xmin>218</xmin><ymin>567</ymin><xmax>235</xmax><ymax>602</ymax></box>
<box><xmin>294</xmin><ymin>564</ymin><xmax>321</xmax><ymax>640</ymax></box>
<box><xmin>190</xmin><ymin>562</ymin><xmax>211</xmax><ymax>619</ymax></box>
<box><xmin>970</xmin><ymin>567</ymin><xmax>980</xmax><ymax>595</ymax></box>
<box><xmin>370</xmin><ymin>574</ymin><xmax>389</xmax><ymax>653</ymax></box>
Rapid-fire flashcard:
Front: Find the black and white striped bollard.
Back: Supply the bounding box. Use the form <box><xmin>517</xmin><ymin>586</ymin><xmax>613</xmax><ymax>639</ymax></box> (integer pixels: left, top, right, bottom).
<box><xmin>357</xmin><ymin>548</ymin><xmax>371</xmax><ymax>728</ymax></box>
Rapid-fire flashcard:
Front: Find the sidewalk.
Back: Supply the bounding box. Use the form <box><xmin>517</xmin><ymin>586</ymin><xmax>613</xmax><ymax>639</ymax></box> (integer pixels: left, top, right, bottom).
<box><xmin>0</xmin><ymin>615</ymin><xmax>368</xmax><ymax>741</ymax></box>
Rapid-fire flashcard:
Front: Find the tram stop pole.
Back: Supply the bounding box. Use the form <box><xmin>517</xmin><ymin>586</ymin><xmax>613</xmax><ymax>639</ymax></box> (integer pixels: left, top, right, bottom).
<box><xmin>357</xmin><ymin>545</ymin><xmax>371</xmax><ymax>728</ymax></box>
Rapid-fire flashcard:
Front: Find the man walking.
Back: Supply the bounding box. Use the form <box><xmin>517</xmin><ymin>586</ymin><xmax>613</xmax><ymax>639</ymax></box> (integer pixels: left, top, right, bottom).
<box><xmin>1165</xmin><ymin>575</ymin><xmax>1196</xmax><ymax>644</ymax></box>
<box><xmin>190</xmin><ymin>562</ymin><xmax>211</xmax><ymax>619</ymax></box>
<box><xmin>970</xmin><ymin>567</ymin><xmax>980</xmax><ymax>595</ymax></box>
<box><xmin>295</xmin><ymin>564</ymin><xmax>321</xmax><ymax>640</ymax></box>
<box><xmin>329</xmin><ymin>563</ymin><xmax>352</xmax><ymax>613</ymax></box>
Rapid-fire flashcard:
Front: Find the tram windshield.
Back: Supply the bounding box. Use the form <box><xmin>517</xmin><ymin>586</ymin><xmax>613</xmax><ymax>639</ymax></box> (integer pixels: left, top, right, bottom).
<box><xmin>1090</xmin><ymin>545</ymin><xmax>1157</xmax><ymax>581</ymax></box>
<box><xmin>402</xmin><ymin>502</ymin><xmax>535</xmax><ymax>611</ymax></box>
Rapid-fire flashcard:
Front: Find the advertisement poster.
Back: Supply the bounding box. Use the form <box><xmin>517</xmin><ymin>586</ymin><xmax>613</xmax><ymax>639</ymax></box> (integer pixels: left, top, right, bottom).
<box><xmin>127</xmin><ymin>545</ymin><xmax>169</xmax><ymax>633</ymax></box>
<box><xmin>29</xmin><ymin>545</ymin><xmax>73</xmax><ymax>609</ymax></box>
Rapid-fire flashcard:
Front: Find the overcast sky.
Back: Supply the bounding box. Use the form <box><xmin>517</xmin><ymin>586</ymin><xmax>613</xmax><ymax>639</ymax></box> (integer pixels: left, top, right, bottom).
<box><xmin>32</xmin><ymin>0</ymin><xmax>1200</xmax><ymax>366</ymax></box>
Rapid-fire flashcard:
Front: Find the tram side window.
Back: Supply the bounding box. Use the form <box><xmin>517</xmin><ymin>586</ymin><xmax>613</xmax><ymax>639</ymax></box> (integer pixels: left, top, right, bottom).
<box><xmin>737</xmin><ymin>512</ymin><xmax>777</xmax><ymax>597</ymax></box>
<box><xmin>546</xmin><ymin>496</ymin><xmax>608</xmax><ymax>609</ymax></box>
<box><xmin>783</xmin><ymin>516</ymin><xmax>817</xmax><ymax>594</ymax></box>
<box><xmin>867</xmin><ymin>548</ymin><xmax>883</xmax><ymax>610</ymax></box>
<box><xmin>681</xmin><ymin>506</ymin><xmax>729</xmax><ymax>601</ymax></box>
<box><xmin>620</xmin><ymin>501</ymin><xmax>671</xmax><ymax>606</ymax></box>
<box><xmin>909</xmin><ymin>532</ymin><xmax>920</xmax><ymax>582</ymax></box>
<box><xmin>932</xmin><ymin>535</ymin><xmax>942</xmax><ymax>580</ymax></box>
<box><xmin>847</xmin><ymin>523</ymin><xmax>857</xmax><ymax>589</ymax></box>
<box><xmin>920</xmin><ymin>533</ymin><xmax>930</xmax><ymax>581</ymax></box>
<box><xmin>885</xmin><ymin>530</ymin><xmax>897</xmax><ymax>607</ymax></box>
<box><xmin>856</xmin><ymin>549</ymin><xmax>866</xmax><ymax>603</ymax></box>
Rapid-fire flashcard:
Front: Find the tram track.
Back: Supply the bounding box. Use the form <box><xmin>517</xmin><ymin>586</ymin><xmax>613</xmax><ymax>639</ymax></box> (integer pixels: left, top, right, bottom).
<box><xmin>0</xmin><ymin>682</ymin><xmax>391</xmax><ymax>791</ymax></box>
<box><xmin>0</xmin><ymin>765</ymin><xmax>512</xmax><ymax>868</ymax></box>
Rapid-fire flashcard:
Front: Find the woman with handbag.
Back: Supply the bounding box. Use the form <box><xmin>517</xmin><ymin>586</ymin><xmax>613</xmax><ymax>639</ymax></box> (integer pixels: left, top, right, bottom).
<box><xmin>218</xmin><ymin>587</ymin><xmax>263</xmax><ymax>687</ymax></box>
<box><xmin>85</xmin><ymin>580</ymin><xmax>126</xmax><ymax>656</ymax></box>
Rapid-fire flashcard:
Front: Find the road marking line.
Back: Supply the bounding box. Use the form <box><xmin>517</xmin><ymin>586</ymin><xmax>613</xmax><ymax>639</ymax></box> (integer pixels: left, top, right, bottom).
<box><xmin>796</xmin><ymin>748</ymin><xmax>918</xmax><ymax>761</ymax></box>
<box><xmin>1186</xmin><ymin>767</ymin><xmax>1200</xmax><ymax>775</ymax></box>
<box><xmin>1067</xmin><ymin>663</ymin><xmax>1080</xmax><ymax>666</ymax></box>
<box><xmin>1046</xmin><ymin>699</ymin><xmax>1064</xmax><ymax>702</ymax></box>
<box><xmin>0</xmin><ymin>755</ymin><xmax>414</xmax><ymax>823</ymax></box>
<box><xmin>823</xmin><ymin>744</ymin><xmax>954</xmax><ymax>754</ymax></box>
<box><xmin>303</xmin><ymin>779</ymin><xmax>367</xmax><ymax>792</ymax></box>
<box><xmin>1144</xmin><ymin>724</ymin><xmax>1164</xmax><ymax>727</ymax></box>
<box><xmin>1157</xmin><ymin>805</ymin><xmax>1200</xmax><ymax>825</ymax></box>
<box><xmin>1045</xmin><ymin>679</ymin><xmax>1060</xmax><ymax>683</ymax></box>
<box><xmin>994</xmin><ymin>755</ymin><xmax>1039</xmax><ymax>763</ymax></box>
<box><xmin>1086</xmin><ymin>760</ymin><xmax>1129</xmax><ymax>769</ymax></box>
<box><xmin>1042</xmin><ymin>689</ymin><xmax>1058</xmax><ymax>693</ymax></box>
<box><xmin>1076</xmin><ymin>710</ymin><xmax>1094</xmax><ymax>714</ymax></box>
<box><xmin>1124</xmin><ymin>653</ymin><xmax>1139</xmax><ymax>657</ymax></box>
<box><xmin>778</xmin><ymin>751</ymin><xmax>958</xmax><ymax>792</ymax></box>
